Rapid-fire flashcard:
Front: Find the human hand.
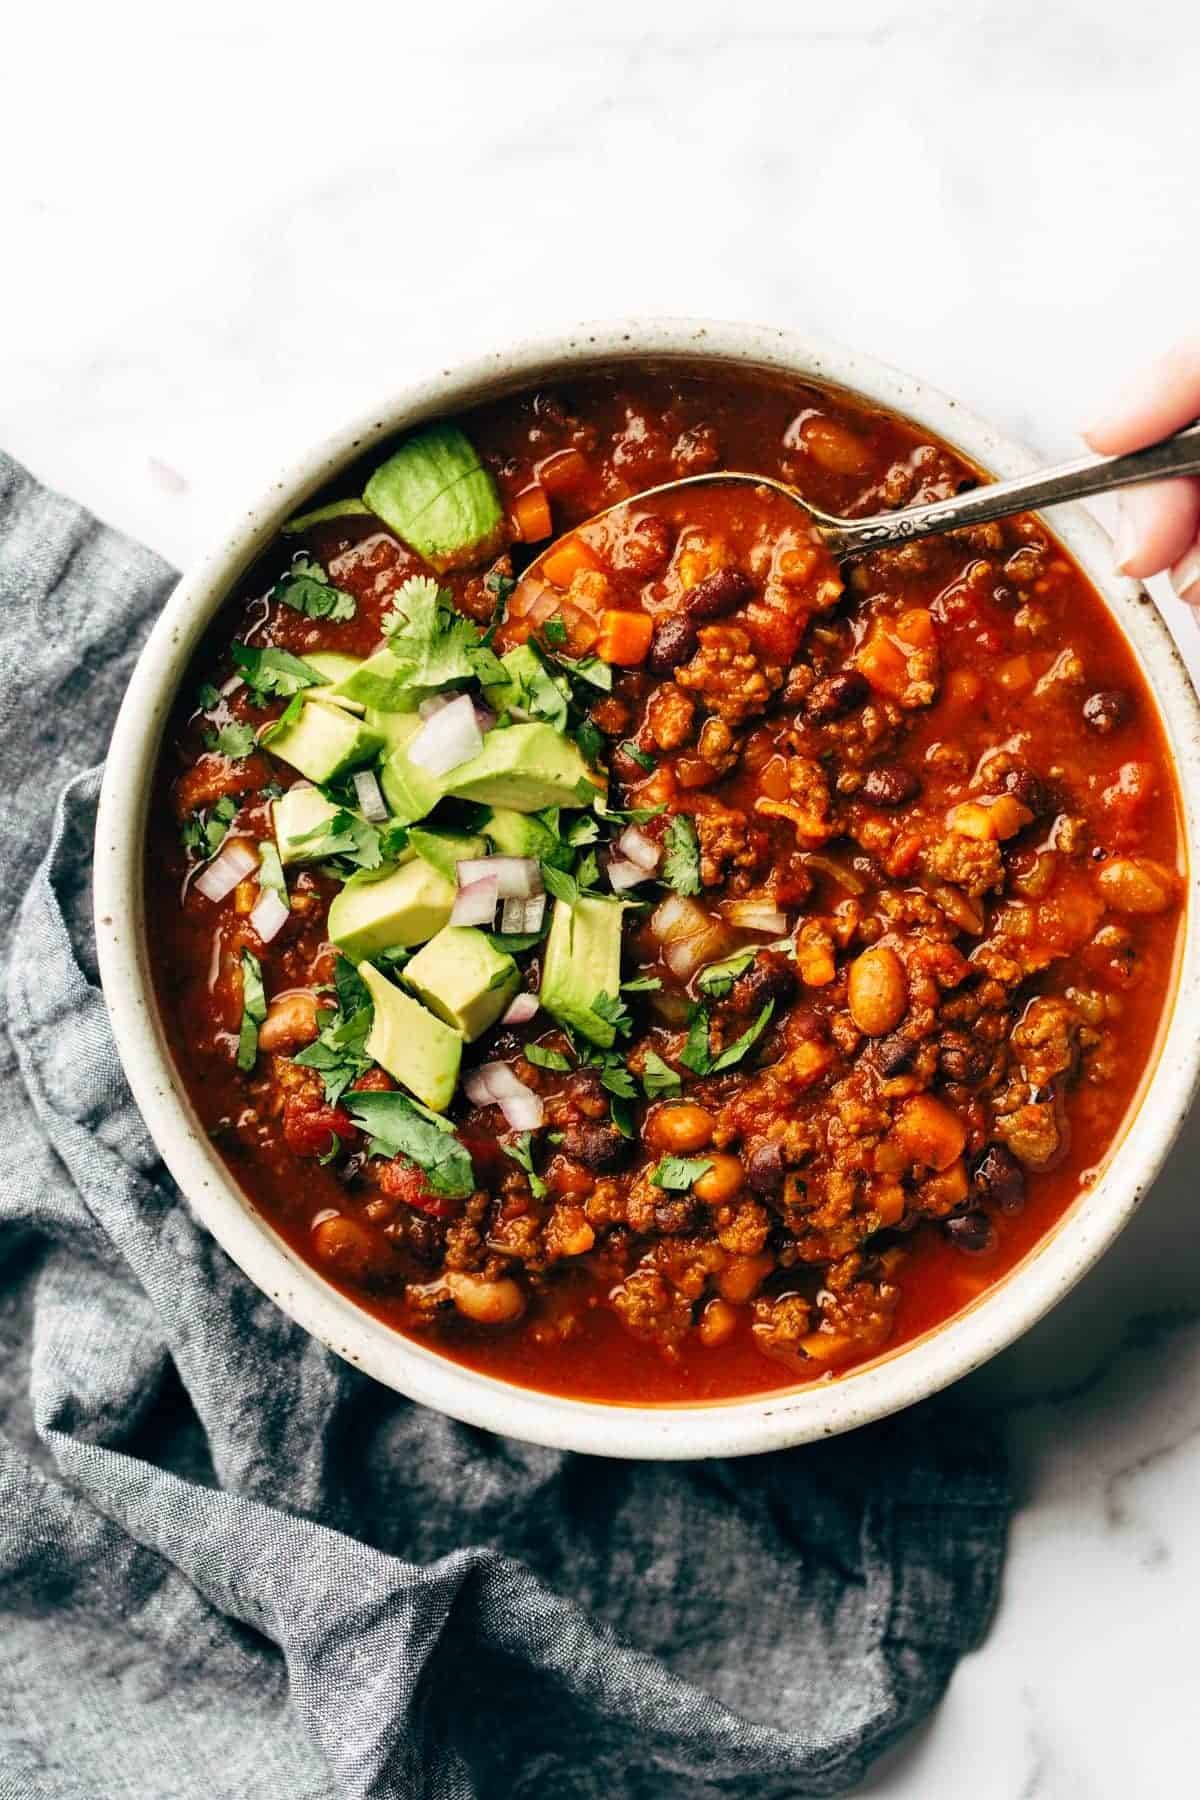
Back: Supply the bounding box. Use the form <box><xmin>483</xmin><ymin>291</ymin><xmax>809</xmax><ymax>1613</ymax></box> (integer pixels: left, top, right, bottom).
<box><xmin>1084</xmin><ymin>341</ymin><xmax>1200</xmax><ymax>603</ymax></box>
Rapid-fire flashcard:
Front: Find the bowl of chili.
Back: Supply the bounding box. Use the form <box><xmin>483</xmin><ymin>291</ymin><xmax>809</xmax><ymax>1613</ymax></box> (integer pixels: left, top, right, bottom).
<box><xmin>94</xmin><ymin>319</ymin><xmax>1200</xmax><ymax>1458</ymax></box>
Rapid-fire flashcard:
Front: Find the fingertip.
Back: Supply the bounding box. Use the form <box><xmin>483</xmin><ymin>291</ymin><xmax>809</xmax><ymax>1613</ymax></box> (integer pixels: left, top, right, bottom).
<box><xmin>1111</xmin><ymin>479</ymin><xmax>1200</xmax><ymax>580</ymax></box>
<box><xmin>1170</xmin><ymin>543</ymin><xmax>1200</xmax><ymax>607</ymax></box>
<box><xmin>1083</xmin><ymin>340</ymin><xmax>1200</xmax><ymax>456</ymax></box>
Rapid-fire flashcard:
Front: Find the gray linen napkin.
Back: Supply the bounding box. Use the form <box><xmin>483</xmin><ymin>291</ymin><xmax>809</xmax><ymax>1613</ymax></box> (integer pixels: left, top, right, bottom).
<box><xmin>0</xmin><ymin>449</ymin><xmax>1009</xmax><ymax>1800</ymax></box>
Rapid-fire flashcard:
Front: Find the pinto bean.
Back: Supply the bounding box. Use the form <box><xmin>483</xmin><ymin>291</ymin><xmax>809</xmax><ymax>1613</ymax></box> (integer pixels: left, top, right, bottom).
<box><xmin>684</xmin><ymin>566</ymin><xmax>755</xmax><ymax>620</ymax></box>
<box><xmin>861</xmin><ymin>765</ymin><xmax>921</xmax><ymax>808</ymax></box>
<box><xmin>311</xmin><ymin>1214</ymin><xmax>391</xmax><ymax>1283</ymax></box>
<box><xmin>446</xmin><ymin>1271</ymin><xmax>526</xmax><ymax>1325</ymax></box>
<box><xmin>645</xmin><ymin>1104</ymin><xmax>715</xmax><ymax>1154</ymax></box>
<box><xmin>697</xmin><ymin>1297</ymin><xmax>739</xmax><ymax>1347</ymax></box>
<box><xmin>648</xmin><ymin>613</ymin><xmax>699</xmax><ymax>676</ymax></box>
<box><xmin>1097</xmin><ymin>856</ymin><xmax>1176</xmax><ymax>915</ymax></box>
<box><xmin>692</xmin><ymin>1153</ymin><xmax>745</xmax><ymax>1205</ymax></box>
<box><xmin>847</xmin><ymin>945</ymin><xmax>908</xmax><ymax>1036</ymax></box>
<box><xmin>257</xmin><ymin>990</ymin><xmax>321</xmax><ymax>1054</ymax></box>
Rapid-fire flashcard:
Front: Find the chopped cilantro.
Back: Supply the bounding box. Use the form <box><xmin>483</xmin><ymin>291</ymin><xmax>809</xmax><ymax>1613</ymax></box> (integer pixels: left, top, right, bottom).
<box><xmin>236</xmin><ymin>949</ymin><xmax>267</xmax><ymax>1072</ymax></box>
<box><xmin>524</xmin><ymin>1043</ymin><xmax>571</xmax><ymax>1071</ymax></box>
<box><xmin>598</xmin><ymin>1058</ymin><xmax>636</xmax><ymax>1100</ymax></box>
<box><xmin>697</xmin><ymin>949</ymin><xmax>756</xmax><ymax>999</ymax></box>
<box><xmin>650</xmin><ymin>1155</ymin><xmax>714</xmax><ymax>1191</ymax></box>
<box><xmin>618</xmin><ymin>740</ymin><xmax>656</xmax><ymax>773</ymax></box>
<box><xmin>317</xmin><ymin>1133</ymin><xmax>342</xmax><ymax>1166</ymax></box>
<box><xmin>609</xmin><ymin>1093</ymin><xmax>636</xmax><ymax>1138</ymax></box>
<box><xmin>465</xmin><ymin>642</ymin><xmax>507</xmax><ymax>687</ymax></box>
<box><xmin>621</xmin><ymin>975</ymin><xmax>662</xmax><ymax>994</ymax></box>
<box><xmin>565</xmin><ymin>815</ymin><xmax>601</xmax><ymax>847</ymax></box>
<box><xmin>204</xmin><ymin>720</ymin><xmax>256</xmax><ymax>760</ymax></box>
<box><xmin>257</xmin><ymin>840</ymin><xmax>288</xmax><ymax>906</ymax></box>
<box><xmin>575</xmin><ymin>849</ymin><xmax>600</xmax><ymax>890</ymax></box>
<box><xmin>344</xmin><ymin>1091</ymin><xmax>476</xmax><ymax>1196</ymax></box>
<box><xmin>502</xmin><ymin>1131</ymin><xmax>547</xmax><ymax>1199</ymax></box>
<box><xmin>661</xmin><ymin>815</ymin><xmax>702</xmax><ymax>896</ymax></box>
<box><xmin>484</xmin><ymin>926</ymin><xmax>549</xmax><ymax>954</ymax></box>
<box><xmin>680</xmin><ymin>1001</ymin><xmax>775</xmax><ymax>1076</ymax></box>
<box><xmin>381</xmin><ymin>574</ymin><xmax>490</xmax><ymax>690</ymax></box>
<box><xmin>541</xmin><ymin>616</ymin><xmax>568</xmax><ymax>648</ymax></box>
<box><xmin>484</xmin><ymin>568</ymin><xmax>516</xmax><ymax>609</ymax></box>
<box><xmin>591</xmin><ymin>990</ymin><xmax>632</xmax><ymax>1038</ymax></box>
<box><xmin>233</xmin><ymin>642</ymin><xmax>324</xmax><ymax>701</ymax></box>
<box><xmin>285</xmin><ymin>809</ymin><xmax>382</xmax><ymax>873</ymax></box>
<box><xmin>181</xmin><ymin>795</ymin><xmax>238</xmax><ymax>859</ymax></box>
<box><xmin>541</xmin><ymin>863</ymin><xmax>579</xmax><ymax>906</ymax></box>
<box><xmin>260</xmin><ymin>692</ymin><xmax>305</xmax><ymax>744</ymax></box>
<box><xmin>574</xmin><ymin>719</ymin><xmax>605</xmax><ymax>768</ymax></box>
<box><xmin>554</xmin><ymin>652</ymin><xmax>612</xmax><ymax>693</ymax></box>
<box><xmin>196</xmin><ymin>681</ymin><xmax>221</xmax><ymax>712</ymax></box>
<box><xmin>641</xmin><ymin>1051</ymin><xmax>682</xmax><ymax>1098</ymax></box>
<box><xmin>292</xmin><ymin>956</ymin><xmax>373</xmax><ymax>1102</ymax></box>
<box><xmin>272</xmin><ymin>553</ymin><xmax>356</xmax><ymax>622</ymax></box>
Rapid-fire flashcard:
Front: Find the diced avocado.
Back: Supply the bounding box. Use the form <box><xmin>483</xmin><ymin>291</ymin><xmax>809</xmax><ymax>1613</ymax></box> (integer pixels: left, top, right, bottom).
<box><xmin>445</xmin><ymin>723</ymin><xmax>596</xmax><ymax>813</ymax></box>
<box><xmin>272</xmin><ymin>785</ymin><xmax>343</xmax><ymax>864</ymax></box>
<box><xmin>538</xmin><ymin>895</ymin><xmax>625</xmax><ymax>1047</ymax></box>
<box><xmin>359</xmin><ymin>961</ymin><xmax>462</xmax><ymax>1112</ymax></box>
<box><xmin>282</xmin><ymin>498</ymin><xmax>372</xmax><ymax>535</ymax></box>
<box><xmin>404</xmin><ymin>926</ymin><xmax>519</xmax><ymax>1041</ymax></box>
<box><xmin>327</xmin><ymin>858</ymin><xmax>455</xmax><ymax>960</ymax></box>
<box><xmin>408</xmin><ymin>827</ymin><xmax>488</xmax><ymax>885</ymax></box>
<box><xmin>326</xmin><ymin>645</ymin><xmax>418</xmax><ymax>712</ymax></box>
<box><xmin>304</xmin><ymin>652</ymin><xmax>367</xmax><ymax>715</ymax></box>
<box><xmin>264</xmin><ymin>700</ymin><xmax>384</xmax><ymax>784</ymax></box>
<box><xmin>365</xmin><ymin>705</ymin><xmax>427</xmax><ymax>752</ymax></box>
<box><xmin>363</xmin><ymin>425</ymin><xmax>504</xmax><ymax>574</ymax></box>
<box><xmin>377</xmin><ymin>713</ymin><xmax>448</xmax><ymax>825</ymax></box>
<box><xmin>483</xmin><ymin>807</ymin><xmax>573</xmax><ymax>869</ymax></box>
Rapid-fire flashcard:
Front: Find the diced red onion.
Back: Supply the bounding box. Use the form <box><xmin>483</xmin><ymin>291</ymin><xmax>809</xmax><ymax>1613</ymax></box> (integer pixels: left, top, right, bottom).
<box><xmin>498</xmin><ymin>1089</ymin><xmax>544</xmax><ymax>1131</ymax></box>
<box><xmin>463</xmin><ymin>1061</ymin><xmax>537</xmax><ymax>1105</ymax></box>
<box><xmin>219</xmin><ymin>674</ymin><xmax>244</xmax><ymax>697</ymax></box>
<box><xmin>473</xmin><ymin>703</ymin><xmax>496</xmax><ymax>734</ymax></box>
<box><xmin>408</xmin><ymin>694</ymin><xmax>483</xmax><ymax>774</ymax></box>
<box><xmin>617</xmin><ymin>825</ymin><xmax>660</xmax><ymax>872</ymax></box>
<box><xmin>457</xmin><ymin>856</ymin><xmax>541</xmax><ymax>899</ymax></box>
<box><xmin>501</xmin><ymin>991</ymin><xmax>539</xmax><ymax>1025</ymax></box>
<box><xmin>450</xmin><ymin>875</ymin><xmax>499</xmax><ymax>927</ymax></box>
<box><xmin>193</xmin><ymin>838</ymin><xmax>258</xmax><ymax>903</ymax></box>
<box><xmin>352</xmin><ymin>769</ymin><xmax>388</xmax><ymax>822</ymax></box>
<box><xmin>650</xmin><ymin>893</ymin><xmax>710</xmax><ymax>943</ymax></box>
<box><xmin>665</xmin><ymin>936</ymin><xmax>714</xmax><ymax>979</ymax></box>
<box><xmin>418</xmin><ymin>693</ymin><xmax>452</xmax><ymax>720</ymax></box>
<box><xmin>525</xmin><ymin>589</ymin><xmax>560</xmax><ymax>627</ymax></box>
<box><xmin>727</xmin><ymin>902</ymin><xmax>789</xmax><ymax>934</ymax></box>
<box><xmin>249</xmin><ymin>887</ymin><xmax>290</xmax><ymax>943</ymax></box>
<box><xmin>607</xmin><ymin>857</ymin><xmax>648</xmax><ymax>892</ymax></box>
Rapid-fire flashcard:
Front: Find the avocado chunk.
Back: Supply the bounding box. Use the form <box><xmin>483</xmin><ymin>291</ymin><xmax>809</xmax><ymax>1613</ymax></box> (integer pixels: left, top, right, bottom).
<box><xmin>363</xmin><ymin>424</ymin><xmax>504</xmax><ymax>574</ymax></box>
<box><xmin>481</xmin><ymin>643</ymin><xmax>569</xmax><ymax>726</ymax></box>
<box><xmin>377</xmin><ymin>713</ymin><xmax>449</xmax><ymax>825</ymax></box>
<box><xmin>263</xmin><ymin>699</ymin><xmax>384</xmax><ymax>784</ymax></box>
<box><xmin>365</xmin><ymin>705</ymin><xmax>428</xmax><ymax>753</ymax></box>
<box><xmin>538</xmin><ymin>895</ymin><xmax>625</xmax><ymax>1047</ymax></box>
<box><xmin>326</xmin><ymin>645</ymin><xmax>420</xmax><ymax>712</ymax></box>
<box><xmin>282</xmin><ymin>498</ymin><xmax>372</xmax><ymax>535</ymax></box>
<box><xmin>327</xmin><ymin>858</ymin><xmax>455</xmax><ymax>960</ymax></box>
<box><xmin>359</xmin><ymin>961</ymin><xmax>462</xmax><ymax>1112</ymax></box>
<box><xmin>273</xmin><ymin>785</ymin><xmax>344</xmax><ymax>864</ymax></box>
<box><xmin>483</xmin><ymin>807</ymin><xmax>573</xmax><ymax>869</ymax></box>
<box><xmin>404</xmin><ymin>926</ymin><xmax>519</xmax><ymax>1041</ymax></box>
<box><xmin>302</xmin><ymin>652</ymin><xmax>367</xmax><ymax>715</ymax></box>
<box><xmin>445</xmin><ymin>723</ymin><xmax>595</xmax><ymax>812</ymax></box>
<box><xmin>408</xmin><ymin>827</ymin><xmax>488</xmax><ymax>885</ymax></box>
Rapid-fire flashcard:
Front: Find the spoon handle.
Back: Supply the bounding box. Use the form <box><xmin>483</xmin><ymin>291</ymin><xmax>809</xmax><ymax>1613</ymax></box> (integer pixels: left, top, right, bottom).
<box><xmin>828</xmin><ymin>420</ymin><xmax>1200</xmax><ymax>558</ymax></box>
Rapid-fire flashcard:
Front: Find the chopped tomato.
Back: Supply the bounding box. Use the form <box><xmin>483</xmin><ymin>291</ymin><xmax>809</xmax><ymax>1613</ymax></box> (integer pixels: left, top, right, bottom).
<box><xmin>283</xmin><ymin>1098</ymin><xmax>357</xmax><ymax>1159</ymax></box>
<box><xmin>377</xmin><ymin>1156</ymin><xmax>462</xmax><ymax>1219</ymax></box>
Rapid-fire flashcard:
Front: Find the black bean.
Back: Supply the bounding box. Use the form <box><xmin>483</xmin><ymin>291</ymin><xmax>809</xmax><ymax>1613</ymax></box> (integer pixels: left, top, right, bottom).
<box><xmin>873</xmin><ymin>1032</ymin><xmax>916</xmax><ymax>1077</ymax></box>
<box><xmin>730</xmin><ymin>951</ymin><xmax>797</xmax><ymax>1014</ymax></box>
<box><xmin>937</xmin><ymin>1029</ymin><xmax>990</xmax><ymax>1085</ymax></box>
<box><xmin>685</xmin><ymin>566</ymin><xmax>754</xmax><ymax>620</ymax></box>
<box><xmin>746</xmin><ymin>1141</ymin><xmax>785</xmax><ymax>1195</ymax></box>
<box><xmin>1082</xmin><ymin>689</ymin><xmax>1133</xmax><ymax>735</ymax></box>
<box><xmin>806</xmin><ymin>669</ymin><xmax>869</xmax><ymax>723</ymax></box>
<box><xmin>648</xmin><ymin>613</ymin><xmax>699</xmax><ymax>676</ymax></box>
<box><xmin>561</xmin><ymin>1125</ymin><xmax>633</xmax><ymax>1173</ymax></box>
<box><xmin>999</xmin><ymin>764</ymin><xmax>1049</xmax><ymax>818</ymax></box>
<box><xmin>861</xmin><ymin>764</ymin><xmax>921</xmax><ymax>808</ymax></box>
<box><xmin>943</xmin><ymin>1211</ymin><xmax>996</xmax><ymax>1254</ymax></box>
<box><xmin>972</xmin><ymin>1143</ymin><xmax>1025</xmax><ymax>1214</ymax></box>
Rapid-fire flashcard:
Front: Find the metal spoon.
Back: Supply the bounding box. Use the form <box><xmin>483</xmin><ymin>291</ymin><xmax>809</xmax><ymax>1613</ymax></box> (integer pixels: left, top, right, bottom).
<box><xmin>524</xmin><ymin>419</ymin><xmax>1200</xmax><ymax>565</ymax></box>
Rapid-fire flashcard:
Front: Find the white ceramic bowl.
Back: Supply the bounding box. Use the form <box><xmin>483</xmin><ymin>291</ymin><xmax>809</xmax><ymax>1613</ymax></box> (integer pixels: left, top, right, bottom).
<box><xmin>95</xmin><ymin>319</ymin><xmax>1200</xmax><ymax>1459</ymax></box>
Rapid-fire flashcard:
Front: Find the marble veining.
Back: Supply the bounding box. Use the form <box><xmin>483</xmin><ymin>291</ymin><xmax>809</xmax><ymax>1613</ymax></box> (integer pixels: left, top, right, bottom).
<box><xmin>5</xmin><ymin>1</ymin><xmax>1200</xmax><ymax>1791</ymax></box>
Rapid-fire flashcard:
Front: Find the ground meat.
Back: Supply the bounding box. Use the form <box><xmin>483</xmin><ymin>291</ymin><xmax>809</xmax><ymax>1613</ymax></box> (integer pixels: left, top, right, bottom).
<box><xmin>994</xmin><ymin>1096</ymin><xmax>1065</xmax><ymax>1170</ymax></box>
<box><xmin>1011</xmin><ymin>996</ymin><xmax>1079</xmax><ymax>1088</ymax></box>
<box><xmin>645</xmin><ymin>683</ymin><xmax>697</xmax><ymax>750</ymax></box>
<box><xmin>676</xmin><ymin>625</ymin><xmax>783</xmax><ymax>725</ymax></box>
<box><xmin>691</xmin><ymin>800</ymin><xmax>768</xmax><ymax>886</ymax></box>
<box><xmin>921</xmin><ymin>831</ymin><xmax>1004</xmax><ymax>897</ymax></box>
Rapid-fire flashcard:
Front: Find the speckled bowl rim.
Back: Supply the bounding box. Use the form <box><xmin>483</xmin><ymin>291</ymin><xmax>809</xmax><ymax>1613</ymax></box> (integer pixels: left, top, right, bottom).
<box><xmin>95</xmin><ymin>318</ymin><xmax>1200</xmax><ymax>1459</ymax></box>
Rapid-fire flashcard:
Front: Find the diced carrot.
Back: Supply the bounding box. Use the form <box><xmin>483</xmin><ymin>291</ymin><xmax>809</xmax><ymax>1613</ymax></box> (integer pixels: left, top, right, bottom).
<box><xmin>896</xmin><ymin>607</ymin><xmax>935</xmax><ymax>648</ymax></box>
<box><xmin>945</xmin><ymin>668</ymin><xmax>983</xmax><ymax>708</ymax></box>
<box><xmin>536</xmin><ymin>448</ymin><xmax>590</xmax><ymax>496</ymax></box>
<box><xmin>541</xmin><ymin>535</ymin><xmax>602</xmax><ymax>589</ymax></box>
<box><xmin>596</xmin><ymin>609</ymin><xmax>653</xmax><ymax>666</ymax></box>
<box><xmin>996</xmin><ymin>653</ymin><xmax>1033</xmax><ymax>691</ymax></box>
<box><xmin>511</xmin><ymin>485</ymin><xmax>553</xmax><ymax>543</ymax></box>
<box><xmin>855</xmin><ymin>628</ymin><xmax>908</xmax><ymax>699</ymax></box>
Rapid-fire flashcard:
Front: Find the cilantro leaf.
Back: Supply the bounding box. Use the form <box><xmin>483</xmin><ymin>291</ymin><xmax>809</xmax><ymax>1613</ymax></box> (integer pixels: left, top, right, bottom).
<box><xmin>233</xmin><ymin>642</ymin><xmax>325</xmax><ymax>701</ymax></box>
<box><xmin>622</xmin><ymin>975</ymin><xmax>662</xmax><ymax>994</ymax></box>
<box><xmin>205</xmin><ymin>720</ymin><xmax>256</xmax><ymax>760</ymax></box>
<box><xmin>565</xmin><ymin>815</ymin><xmax>601</xmax><ymax>847</ymax></box>
<box><xmin>661</xmin><ymin>815</ymin><xmax>702</xmax><ymax>896</ymax></box>
<box><xmin>524</xmin><ymin>1043</ymin><xmax>571</xmax><ymax>1071</ymax></box>
<box><xmin>650</xmin><ymin>1155</ymin><xmax>714</xmax><ymax>1191</ymax></box>
<box><xmin>257</xmin><ymin>840</ymin><xmax>289</xmax><ymax>906</ymax></box>
<box><xmin>317</xmin><ymin>1133</ymin><xmax>343</xmax><ymax>1166</ymax></box>
<box><xmin>609</xmin><ymin>1093</ymin><xmax>636</xmax><ymax>1138</ymax></box>
<box><xmin>485</xmin><ymin>926</ymin><xmax>550</xmax><ymax>954</ymax></box>
<box><xmin>272</xmin><ymin>553</ymin><xmax>356</xmax><ymax>622</ymax></box>
<box><xmin>591</xmin><ymin>990</ymin><xmax>632</xmax><ymax>1038</ymax></box>
<box><xmin>196</xmin><ymin>682</ymin><xmax>221</xmax><ymax>712</ymax></box>
<box><xmin>382</xmin><ymin>574</ymin><xmax>488</xmax><ymax>689</ymax></box>
<box><xmin>554</xmin><ymin>652</ymin><xmax>612</xmax><ymax>693</ymax></box>
<box><xmin>709</xmin><ymin>1001</ymin><xmax>775</xmax><ymax>1073</ymax></box>
<box><xmin>575</xmin><ymin>849</ymin><xmax>600</xmax><ymax>891</ymax></box>
<box><xmin>697</xmin><ymin>949</ymin><xmax>756</xmax><ymax>999</ymax></box>
<box><xmin>501</xmin><ymin>1131</ymin><xmax>547</xmax><ymax>1199</ymax></box>
<box><xmin>541</xmin><ymin>863</ymin><xmax>579</xmax><ymax>906</ymax></box>
<box><xmin>286</xmin><ymin>809</ymin><xmax>382</xmax><ymax>872</ymax></box>
<box><xmin>681</xmin><ymin>1001</ymin><xmax>776</xmax><ymax>1077</ymax></box>
<box><xmin>181</xmin><ymin>795</ymin><xmax>238</xmax><ymax>859</ymax></box>
<box><xmin>484</xmin><ymin>568</ymin><xmax>515</xmax><ymax>610</ymax></box>
<box><xmin>598</xmin><ymin>1058</ymin><xmax>636</xmax><ymax>1099</ymax></box>
<box><xmin>680</xmin><ymin>1004</ymin><xmax>715</xmax><ymax>1076</ymax></box>
<box><xmin>292</xmin><ymin>956</ymin><xmax>373</xmax><ymax>1102</ymax></box>
<box><xmin>541</xmin><ymin>616</ymin><xmax>568</xmax><ymax>648</ymax></box>
<box><xmin>641</xmin><ymin>1051</ymin><xmax>681</xmax><ymax>1098</ymax></box>
<box><xmin>574</xmin><ymin>719</ymin><xmax>605</xmax><ymax>768</ymax></box>
<box><xmin>237</xmin><ymin>949</ymin><xmax>267</xmax><ymax>1072</ymax></box>
<box><xmin>344</xmin><ymin>1091</ymin><xmax>476</xmax><ymax>1196</ymax></box>
<box><xmin>618</xmin><ymin>740</ymin><xmax>655</xmax><ymax>773</ymax></box>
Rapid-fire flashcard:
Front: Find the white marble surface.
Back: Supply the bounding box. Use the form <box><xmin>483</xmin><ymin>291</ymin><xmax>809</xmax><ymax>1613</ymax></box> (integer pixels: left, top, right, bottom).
<box><xmin>5</xmin><ymin>2</ymin><xmax>1200</xmax><ymax>1790</ymax></box>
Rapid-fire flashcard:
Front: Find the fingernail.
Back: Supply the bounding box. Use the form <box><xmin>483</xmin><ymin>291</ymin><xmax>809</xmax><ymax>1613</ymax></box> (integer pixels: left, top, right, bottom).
<box><xmin>1171</xmin><ymin>544</ymin><xmax>1200</xmax><ymax>605</ymax></box>
<box><xmin>1114</xmin><ymin>499</ymin><xmax>1136</xmax><ymax>573</ymax></box>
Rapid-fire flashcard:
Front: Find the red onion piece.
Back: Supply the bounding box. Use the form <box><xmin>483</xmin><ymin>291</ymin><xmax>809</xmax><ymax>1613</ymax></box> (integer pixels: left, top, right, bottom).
<box><xmin>463</xmin><ymin>1060</ymin><xmax>528</xmax><ymax>1104</ymax></box>
<box><xmin>249</xmin><ymin>887</ymin><xmax>290</xmax><ymax>943</ymax></box>
<box><xmin>607</xmin><ymin>857</ymin><xmax>649</xmax><ymax>891</ymax></box>
<box><xmin>617</xmin><ymin>825</ymin><xmax>660</xmax><ymax>872</ymax></box>
<box><xmin>408</xmin><ymin>694</ymin><xmax>483</xmax><ymax>774</ymax></box>
<box><xmin>193</xmin><ymin>838</ymin><xmax>258</xmax><ymax>903</ymax></box>
<box><xmin>498</xmin><ymin>1089</ymin><xmax>544</xmax><ymax>1131</ymax></box>
<box><xmin>501</xmin><ymin>991</ymin><xmax>539</xmax><ymax>1025</ymax></box>
<box><xmin>352</xmin><ymin>769</ymin><xmax>388</xmax><ymax>823</ymax></box>
<box><xmin>219</xmin><ymin>674</ymin><xmax>244</xmax><ymax>698</ymax></box>
<box><xmin>418</xmin><ymin>693</ymin><xmax>452</xmax><ymax>720</ymax></box>
<box><xmin>450</xmin><ymin>875</ymin><xmax>499</xmax><ymax>927</ymax></box>
<box><xmin>473</xmin><ymin>703</ymin><xmax>496</xmax><ymax>734</ymax></box>
<box><xmin>517</xmin><ymin>893</ymin><xmax>547</xmax><ymax>934</ymax></box>
<box><xmin>457</xmin><ymin>856</ymin><xmax>541</xmax><ymax>899</ymax></box>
